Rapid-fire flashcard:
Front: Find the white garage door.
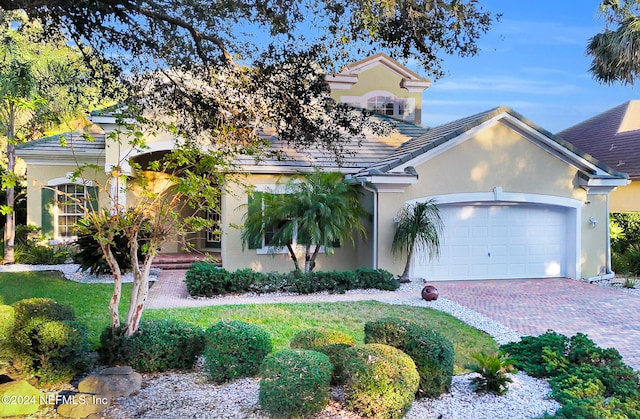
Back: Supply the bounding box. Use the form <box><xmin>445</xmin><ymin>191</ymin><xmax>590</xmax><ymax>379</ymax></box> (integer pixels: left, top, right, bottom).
<box><xmin>413</xmin><ymin>204</ymin><xmax>568</xmax><ymax>280</ymax></box>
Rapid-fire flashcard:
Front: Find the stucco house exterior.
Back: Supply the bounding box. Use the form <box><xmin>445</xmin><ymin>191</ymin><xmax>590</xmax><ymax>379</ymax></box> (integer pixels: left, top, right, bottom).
<box><xmin>16</xmin><ymin>54</ymin><xmax>629</xmax><ymax>281</ymax></box>
<box><xmin>557</xmin><ymin>101</ymin><xmax>640</xmax><ymax>213</ymax></box>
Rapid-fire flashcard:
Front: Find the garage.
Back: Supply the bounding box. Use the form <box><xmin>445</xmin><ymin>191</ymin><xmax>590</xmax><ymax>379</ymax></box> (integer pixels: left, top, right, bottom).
<box><xmin>413</xmin><ymin>203</ymin><xmax>569</xmax><ymax>281</ymax></box>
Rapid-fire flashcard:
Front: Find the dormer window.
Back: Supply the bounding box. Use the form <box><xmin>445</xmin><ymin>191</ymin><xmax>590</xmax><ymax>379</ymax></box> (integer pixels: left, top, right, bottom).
<box><xmin>342</xmin><ymin>91</ymin><xmax>415</xmax><ymax>121</ymax></box>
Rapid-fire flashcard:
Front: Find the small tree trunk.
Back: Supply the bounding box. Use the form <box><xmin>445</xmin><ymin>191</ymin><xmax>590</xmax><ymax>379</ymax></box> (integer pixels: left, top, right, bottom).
<box><xmin>101</xmin><ymin>243</ymin><xmax>123</xmax><ymax>330</ymax></box>
<box><xmin>304</xmin><ymin>245</ymin><xmax>312</xmax><ymax>273</ymax></box>
<box><xmin>3</xmin><ymin>107</ymin><xmax>16</xmax><ymax>264</ymax></box>
<box><xmin>125</xmin><ymin>234</ymin><xmax>158</xmax><ymax>336</ymax></box>
<box><xmin>398</xmin><ymin>247</ymin><xmax>414</xmax><ymax>283</ymax></box>
<box><xmin>308</xmin><ymin>244</ymin><xmax>321</xmax><ymax>272</ymax></box>
<box><xmin>286</xmin><ymin>243</ymin><xmax>301</xmax><ymax>272</ymax></box>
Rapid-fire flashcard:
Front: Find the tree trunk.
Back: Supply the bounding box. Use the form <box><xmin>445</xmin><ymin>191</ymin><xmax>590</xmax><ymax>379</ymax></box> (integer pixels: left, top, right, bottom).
<box><xmin>308</xmin><ymin>244</ymin><xmax>321</xmax><ymax>272</ymax></box>
<box><xmin>3</xmin><ymin>107</ymin><xmax>16</xmax><ymax>264</ymax></box>
<box><xmin>286</xmin><ymin>243</ymin><xmax>301</xmax><ymax>272</ymax></box>
<box><xmin>398</xmin><ymin>247</ymin><xmax>414</xmax><ymax>283</ymax></box>
<box><xmin>101</xmin><ymin>243</ymin><xmax>123</xmax><ymax>330</ymax></box>
<box><xmin>124</xmin><ymin>234</ymin><xmax>158</xmax><ymax>335</ymax></box>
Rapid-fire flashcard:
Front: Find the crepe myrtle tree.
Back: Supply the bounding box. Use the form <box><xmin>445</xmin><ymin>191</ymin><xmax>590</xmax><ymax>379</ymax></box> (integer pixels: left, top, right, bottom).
<box><xmin>392</xmin><ymin>199</ymin><xmax>444</xmax><ymax>283</ymax></box>
<box><xmin>241</xmin><ymin>170</ymin><xmax>366</xmax><ymax>273</ymax></box>
<box><xmin>68</xmin><ymin>112</ymin><xmax>229</xmax><ymax>336</ymax></box>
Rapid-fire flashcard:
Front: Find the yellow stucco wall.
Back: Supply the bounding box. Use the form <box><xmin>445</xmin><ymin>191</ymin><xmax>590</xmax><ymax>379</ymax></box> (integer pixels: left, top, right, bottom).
<box><xmin>610</xmin><ymin>181</ymin><xmax>640</xmax><ymax>212</ymax></box>
<box><xmin>330</xmin><ymin>64</ymin><xmax>424</xmax><ymax>124</ymax></box>
<box><xmin>374</xmin><ymin>122</ymin><xmax>607</xmax><ymax>279</ymax></box>
<box><xmin>221</xmin><ymin>174</ymin><xmax>363</xmax><ymax>273</ymax></box>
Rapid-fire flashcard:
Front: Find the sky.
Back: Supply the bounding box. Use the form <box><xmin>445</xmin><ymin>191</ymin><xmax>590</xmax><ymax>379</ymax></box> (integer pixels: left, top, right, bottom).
<box><xmin>417</xmin><ymin>0</ymin><xmax>637</xmax><ymax>133</ymax></box>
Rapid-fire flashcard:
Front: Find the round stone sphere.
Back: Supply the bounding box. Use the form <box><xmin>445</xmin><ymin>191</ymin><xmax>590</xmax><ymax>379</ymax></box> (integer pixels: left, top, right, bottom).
<box><xmin>421</xmin><ymin>285</ymin><xmax>439</xmax><ymax>301</ymax></box>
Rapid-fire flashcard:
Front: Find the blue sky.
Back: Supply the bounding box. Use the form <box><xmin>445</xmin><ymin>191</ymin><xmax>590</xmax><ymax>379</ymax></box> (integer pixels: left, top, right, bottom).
<box><xmin>417</xmin><ymin>0</ymin><xmax>637</xmax><ymax>132</ymax></box>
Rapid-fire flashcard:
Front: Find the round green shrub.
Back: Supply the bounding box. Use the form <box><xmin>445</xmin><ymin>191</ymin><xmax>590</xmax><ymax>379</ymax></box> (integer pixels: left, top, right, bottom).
<box><xmin>0</xmin><ymin>305</ymin><xmax>15</xmax><ymax>355</ymax></box>
<box><xmin>185</xmin><ymin>263</ymin><xmax>231</xmax><ymax>296</ymax></box>
<box><xmin>342</xmin><ymin>344</ymin><xmax>419</xmax><ymax>418</ymax></box>
<box><xmin>365</xmin><ymin>317</ymin><xmax>454</xmax><ymax>398</ymax></box>
<box><xmin>259</xmin><ymin>349</ymin><xmax>333</xmax><ymax>418</ymax></box>
<box><xmin>204</xmin><ymin>320</ymin><xmax>272</xmax><ymax>383</ymax></box>
<box><xmin>290</xmin><ymin>328</ymin><xmax>355</xmax><ymax>384</ymax></box>
<box><xmin>6</xmin><ymin>298</ymin><xmax>89</xmax><ymax>384</ymax></box>
<box><xmin>99</xmin><ymin>319</ymin><xmax>205</xmax><ymax>372</ymax></box>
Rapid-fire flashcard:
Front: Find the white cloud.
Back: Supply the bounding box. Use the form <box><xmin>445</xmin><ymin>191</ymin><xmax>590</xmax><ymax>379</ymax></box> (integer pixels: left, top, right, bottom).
<box><xmin>430</xmin><ymin>76</ymin><xmax>580</xmax><ymax>95</ymax></box>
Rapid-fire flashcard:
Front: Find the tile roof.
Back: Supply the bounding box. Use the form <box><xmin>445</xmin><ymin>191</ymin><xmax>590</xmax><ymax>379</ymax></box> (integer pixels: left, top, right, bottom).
<box><xmin>236</xmin><ymin>114</ymin><xmax>430</xmax><ymax>172</ymax></box>
<box><xmin>557</xmin><ymin>101</ymin><xmax>640</xmax><ymax>179</ymax></box>
<box><xmin>16</xmin><ymin>128</ymin><xmax>106</xmax><ymax>154</ymax></box>
<box><xmin>362</xmin><ymin>106</ymin><xmax>625</xmax><ymax>178</ymax></box>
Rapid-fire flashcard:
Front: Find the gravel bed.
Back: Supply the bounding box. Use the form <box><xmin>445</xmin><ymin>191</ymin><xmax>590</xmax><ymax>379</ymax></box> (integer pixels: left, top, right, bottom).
<box><xmin>100</xmin><ymin>364</ymin><xmax>559</xmax><ymax>419</ymax></box>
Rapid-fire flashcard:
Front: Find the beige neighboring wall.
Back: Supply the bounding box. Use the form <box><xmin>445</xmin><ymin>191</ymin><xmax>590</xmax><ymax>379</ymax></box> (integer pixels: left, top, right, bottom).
<box><xmin>374</xmin><ymin>122</ymin><xmax>607</xmax><ymax>279</ymax></box>
<box><xmin>610</xmin><ymin>180</ymin><xmax>640</xmax><ymax>212</ymax></box>
<box><xmin>221</xmin><ymin>174</ymin><xmax>362</xmax><ymax>273</ymax></box>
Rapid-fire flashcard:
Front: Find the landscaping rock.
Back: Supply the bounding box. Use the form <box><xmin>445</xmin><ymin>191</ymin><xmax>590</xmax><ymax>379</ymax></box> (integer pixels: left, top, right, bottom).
<box><xmin>78</xmin><ymin>366</ymin><xmax>142</xmax><ymax>398</ymax></box>
<box><xmin>0</xmin><ymin>380</ymin><xmax>43</xmax><ymax>417</ymax></box>
<box><xmin>56</xmin><ymin>392</ymin><xmax>110</xmax><ymax>418</ymax></box>
<box><xmin>421</xmin><ymin>285</ymin><xmax>439</xmax><ymax>301</ymax></box>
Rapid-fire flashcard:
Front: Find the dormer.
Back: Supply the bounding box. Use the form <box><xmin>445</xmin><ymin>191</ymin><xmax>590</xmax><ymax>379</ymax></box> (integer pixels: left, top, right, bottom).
<box><xmin>326</xmin><ymin>53</ymin><xmax>431</xmax><ymax>124</ymax></box>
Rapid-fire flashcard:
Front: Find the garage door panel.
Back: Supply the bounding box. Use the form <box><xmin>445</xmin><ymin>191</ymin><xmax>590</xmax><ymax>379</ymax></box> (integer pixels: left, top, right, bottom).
<box><xmin>414</xmin><ymin>204</ymin><xmax>567</xmax><ymax>280</ymax></box>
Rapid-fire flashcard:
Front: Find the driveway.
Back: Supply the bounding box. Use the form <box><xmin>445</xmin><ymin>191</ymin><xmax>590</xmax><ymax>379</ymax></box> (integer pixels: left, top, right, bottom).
<box><xmin>434</xmin><ymin>278</ymin><xmax>640</xmax><ymax>370</ymax></box>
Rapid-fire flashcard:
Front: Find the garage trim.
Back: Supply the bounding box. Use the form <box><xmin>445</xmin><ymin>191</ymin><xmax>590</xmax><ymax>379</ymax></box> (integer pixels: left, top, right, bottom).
<box><xmin>406</xmin><ymin>188</ymin><xmax>582</xmax><ymax>279</ymax></box>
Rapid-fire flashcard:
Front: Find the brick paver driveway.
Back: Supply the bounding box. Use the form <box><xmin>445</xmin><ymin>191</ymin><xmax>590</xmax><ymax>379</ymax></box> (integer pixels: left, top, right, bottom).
<box><xmin>435</xmin><ymin>278</ymin><xmax>640</xmax><ymax>370</ymax></box>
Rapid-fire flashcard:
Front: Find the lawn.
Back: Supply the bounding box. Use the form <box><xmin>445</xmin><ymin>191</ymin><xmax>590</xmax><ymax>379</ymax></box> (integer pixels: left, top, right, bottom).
<box><xmin>1</xmin><ymin>272</ymin><xmax>497</xmax><ymax>373</ymax></box>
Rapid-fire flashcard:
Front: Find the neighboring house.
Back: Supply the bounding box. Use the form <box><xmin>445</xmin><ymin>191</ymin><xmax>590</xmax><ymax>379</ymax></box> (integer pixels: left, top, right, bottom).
<box><xmin>557</xmin><ymin>101</ymin><xmax>640</xmax><ymax>212</ymax></box>
<box><xmin>16</xmin><ymin>54</ymin><xmax>629</xmax><ymax>281</ymax></box>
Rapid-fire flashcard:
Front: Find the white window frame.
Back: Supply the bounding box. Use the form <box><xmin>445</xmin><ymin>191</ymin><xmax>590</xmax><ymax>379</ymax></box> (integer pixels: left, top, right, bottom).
<box><xmin>340</xmin><ymin>90</ymin><xmax>416</xmax><ymax>121</ymax></box>
<box><xmin>47</xmin><ymin>175</ymin><xmax>94</xmax><ymax>241</ymax></box>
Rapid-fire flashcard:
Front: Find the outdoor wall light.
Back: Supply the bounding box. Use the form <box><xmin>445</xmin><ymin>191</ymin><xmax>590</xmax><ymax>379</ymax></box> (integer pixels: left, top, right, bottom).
<box><xmin>589</xmin><ymin>216</ymin><xmax>598</xmax><ymax>227</ymax></box>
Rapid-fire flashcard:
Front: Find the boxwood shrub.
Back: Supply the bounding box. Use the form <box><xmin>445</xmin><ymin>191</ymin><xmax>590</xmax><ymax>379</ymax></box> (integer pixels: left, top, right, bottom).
<box><xmin>259</xmin><ymin>349</ymin><xmax>333</xmax><ymax>418</ymax></box>
<box><xmin>342</xmin><ymin>344</ymin><xmax>419</xmax><ymax>418</ymax></box>
<box><xmin>365</xmin><ymin>317</ymin><xmax>455</xmax><ymax>398</ymax></box>
<box><xmin>204</xmin><ymin>320</ymin><xmax>272</xmax><ymax>383</ymax></box>
<box><xmin>290</xmin><ymin>328</ymin><xmax>356</xmax><ymax>384</ymax></box>
<box><xmin>7</xmin><ymin>298</ymin><xmax>90</xmax><ymax>384</ymax></box>
<box><xmin>185</xmin><ymin>264</ymin><xmax>399</xmax><ymax>297</ymax></box>
<box><xmin>98</xmin><ymin>319</ymin><xmax>205</xmax><ymax>372</ymax></box>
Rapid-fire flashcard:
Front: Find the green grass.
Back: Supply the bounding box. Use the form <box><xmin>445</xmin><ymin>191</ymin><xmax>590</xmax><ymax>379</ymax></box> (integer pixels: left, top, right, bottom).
<box><xmin>1</xmin><ymin>272</ymin><xmax>498</xmax><ymax>373</ymax></box>
<box><xmin>0</xmin><ymin>271</ymin><xmax>132</xmax><ymax>346</ymax></box>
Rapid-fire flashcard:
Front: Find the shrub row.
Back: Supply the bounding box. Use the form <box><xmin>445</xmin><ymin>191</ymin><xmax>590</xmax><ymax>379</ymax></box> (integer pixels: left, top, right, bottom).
<box><xmin>502</xmin><ymin>331</ymin><xmax>640</xmax><ymax>418</ymax></box>
<box><xmin>185</xmin><ymin>263</ymin><xmax>399</xmax><ymax>297</ymax></box>
<box><xmin>1</xmin><ymin>298</ymin><xmax>90</xmax><ymax>384</ymax></box>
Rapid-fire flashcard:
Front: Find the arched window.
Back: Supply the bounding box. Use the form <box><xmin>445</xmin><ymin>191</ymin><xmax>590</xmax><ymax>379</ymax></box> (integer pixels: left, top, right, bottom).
<box><xmin>367</xmin><ymin>96</ymin><xmax>395</xmax><ymax>115</ymax></box>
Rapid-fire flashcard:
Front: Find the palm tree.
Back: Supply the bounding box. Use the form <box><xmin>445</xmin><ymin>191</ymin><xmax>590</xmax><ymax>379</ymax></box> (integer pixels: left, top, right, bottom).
<box><xmin>242</xmin><ymin>170</ymin><xmax>366</xmax><ymax>272</ymax></box>
<box><xmin>392</xmin><ymin>200</ymin><xmax>444</xmax><ymax>283</ymax></box>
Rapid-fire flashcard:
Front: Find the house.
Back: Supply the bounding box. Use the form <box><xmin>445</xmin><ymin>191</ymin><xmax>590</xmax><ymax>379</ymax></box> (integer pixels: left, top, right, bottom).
<box><xmin>557</xmin><ymin>101</ymin><xmax>640</xmax><ymax>212</ymax></box>
<box><xmin>16</xmin><ymin>54</ymin><xmax>629</xmax><ymax>281</ymax></box>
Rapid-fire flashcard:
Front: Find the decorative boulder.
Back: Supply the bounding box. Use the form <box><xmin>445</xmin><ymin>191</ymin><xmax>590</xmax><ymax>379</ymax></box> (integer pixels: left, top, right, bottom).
<box><xmin>77</xmin><ymin>366</ymin><xmax>141</xmax><ymax>398</ymax></box>
<box><xmin>0</xmin><ymin>380</ymin><xmax>43</xmax><ymax>417</ymax></box>
<box><xmin>56</xmin><ymin>391</ymin><xmax>111</xmax><ymax>418</ymax></box>
<box><xmin>421</xmin><ymin>285</ymin><xmax>439</xmax><ymax>301</ymax></box>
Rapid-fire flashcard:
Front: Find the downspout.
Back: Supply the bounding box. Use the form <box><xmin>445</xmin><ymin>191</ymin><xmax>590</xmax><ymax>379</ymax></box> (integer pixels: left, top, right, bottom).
<box><xmin>360</xmin><ymin>182</ymin><xmax>378</xmax><ymax>269</ymax></box>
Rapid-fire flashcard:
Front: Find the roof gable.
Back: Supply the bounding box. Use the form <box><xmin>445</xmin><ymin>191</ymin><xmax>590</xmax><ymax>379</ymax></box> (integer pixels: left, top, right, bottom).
<box><xmin>362</xmin><ymin>107</ymin><xmax>627</xmax><ymax>184</ymax></box>
<box><xmin>557</xmin><ymin>101</ymin><xmax>640</xmax><ymax>178</ymax></box>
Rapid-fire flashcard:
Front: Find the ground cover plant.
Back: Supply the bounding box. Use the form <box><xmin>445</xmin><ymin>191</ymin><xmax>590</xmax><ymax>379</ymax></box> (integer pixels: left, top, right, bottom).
<box><xmin>502</xmin><ymin>331</ymin><xmax>640</xmax><ymax>418</ymax></box>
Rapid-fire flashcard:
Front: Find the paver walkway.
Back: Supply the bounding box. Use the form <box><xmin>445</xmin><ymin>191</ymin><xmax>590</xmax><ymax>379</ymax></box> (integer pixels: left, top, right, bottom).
<box><xmin>147</xmin><ymin>271</ymin><xmax>640</xmax><ymax>370</ymax></box>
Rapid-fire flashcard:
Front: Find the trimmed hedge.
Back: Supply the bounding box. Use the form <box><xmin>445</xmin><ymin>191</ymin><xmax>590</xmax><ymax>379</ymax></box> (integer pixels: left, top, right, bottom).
<box><xmin>204</xmin><ymin>320</ymin><xmax>273</xmax><ymax>383</ymax></box>
<box><xmin>259</xmin><ymin>349</ymin><xmax>333</xmax><ymax>418</ymax></box>
<box><xmin>185</xmin><ymin>263</ymin><xmax>399</xmax><ymax>297</ymax></box>
<box><xmin>7</xmin><ymin>298</ymin><xmax>90</xmax><ymax>384</ymax></box>
<box><xmin>365</xmin><ymin>317</ymin><xmax>455</xmax><ymax>398</ymax></box>
<box><xmin>342</xmin><ymin>344</ymin><xmax>419</xmax><ymax>418</ymax></box>
<box><xmin>290</xmin><ymin>328</ymin><xmax>355</xmax><ymax>384</ymax></box>
<box><xmin>98</xmin><ymin>319</ymin><xmax>205</xmax><ymax>372</ymax></box>
<box><xmin>502</xmin><ymin>331</ymin><xmax>640</xmax><ymax>418</ymax></box>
